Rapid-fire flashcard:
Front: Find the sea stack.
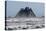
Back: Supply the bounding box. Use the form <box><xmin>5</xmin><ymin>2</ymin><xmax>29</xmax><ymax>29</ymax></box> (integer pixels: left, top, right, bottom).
<box><xmin>15</xmin><ymin>7</ymin><xmax>36</xmax><ymax>18</ymax></box>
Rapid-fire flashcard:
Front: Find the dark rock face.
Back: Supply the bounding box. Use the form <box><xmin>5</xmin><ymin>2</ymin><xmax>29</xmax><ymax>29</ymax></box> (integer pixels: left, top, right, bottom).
<box><xmin>15</xmin><ymin>7</ymin><xmax>36</xmax><ymax>17</ymax></box>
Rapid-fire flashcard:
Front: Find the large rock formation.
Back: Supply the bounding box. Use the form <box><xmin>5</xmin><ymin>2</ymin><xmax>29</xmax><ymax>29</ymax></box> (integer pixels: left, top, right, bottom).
<box><xmin>15</xmin><ymin>7</ymin><xmax>36</xmax><ymax>18</ymax></box>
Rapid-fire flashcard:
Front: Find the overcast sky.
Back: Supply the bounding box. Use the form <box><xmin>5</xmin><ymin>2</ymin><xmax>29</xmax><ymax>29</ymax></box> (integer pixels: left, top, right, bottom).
<box><xmin>6</xmin><ymin>1</ymin><xmax>44</xmax><ymax>17</ymax></box>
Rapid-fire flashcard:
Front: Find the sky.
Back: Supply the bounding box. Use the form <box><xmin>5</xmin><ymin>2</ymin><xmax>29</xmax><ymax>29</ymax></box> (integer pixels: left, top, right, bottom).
<box><xmin>6</xmin><ymin>1</ymin><xmax>44</xmax><ymax>17</ymax></box>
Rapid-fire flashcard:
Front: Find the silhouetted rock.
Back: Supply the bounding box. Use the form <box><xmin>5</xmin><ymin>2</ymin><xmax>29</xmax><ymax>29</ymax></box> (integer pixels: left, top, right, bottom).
<box><xmin>35</xmin><ymin>26</ymin><xmax>40</xmax><ymax>28</ymax></box>
<box><xmin>22</xmin><ymin>27</ymin><xmax>28</xmax><ymax>29</ymax></box>
<box><xmin>8</xmin><ymin>28</ymin><xmax>13</xmax><ymax>30</ymax></box>
<box><xmin>15</xmin><ymin>7</ymin><xmax>36</xmax><ymax>18</ymax></box>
